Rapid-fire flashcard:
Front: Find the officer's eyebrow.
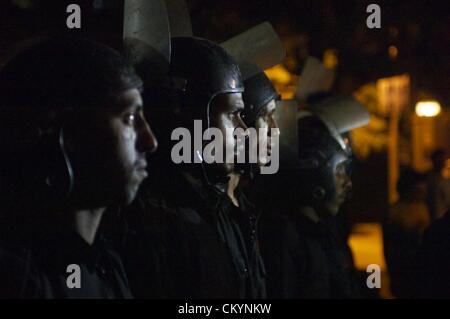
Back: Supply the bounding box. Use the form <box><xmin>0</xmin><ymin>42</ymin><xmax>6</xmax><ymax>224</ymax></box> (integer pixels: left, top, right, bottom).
<box><xmin>113</xmin><ymin>90</ymin><xmax>144</xmax><ymax>113</ymax></box>
<box><xmin>114</xmin><ymin>100</ymin><xmax>142</xmax><ymax>115</ymax></box>
<box><xmin>131</xmin><ymin>100</ymin><xmax>144</xmax><ymax>110</ymax></box>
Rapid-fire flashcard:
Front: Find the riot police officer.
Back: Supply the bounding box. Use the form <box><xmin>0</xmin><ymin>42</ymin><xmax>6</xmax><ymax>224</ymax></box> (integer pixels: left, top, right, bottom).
<box><xmin>212</xmin><ymin>65</ymin><xmax>283</xmax><ymax>299</ymax></box>
<box><xmin>0</xmin><ymin>36</ymin><xmax>157</xmax><ymax>298</ymax></box>
<box><xmin>258</xmin><ymin>94</ymin><xmax>369</xmax><ymax>298</ymax></box>
<box><xmin>123</xmin><ymin>36</ymin><xmax>253</xmax><ymax>298</ymax></box>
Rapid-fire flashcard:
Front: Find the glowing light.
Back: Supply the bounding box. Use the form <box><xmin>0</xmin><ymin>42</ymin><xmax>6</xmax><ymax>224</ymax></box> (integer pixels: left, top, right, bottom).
<box><xmin>443</xmin><ymin>159</ymin><xmax>450</xmax><ymax>179</ymax></box>
<box><xmin>264</xmin><ymin>64</ymin><xmax>291</xmax><ymax>84</ymax></box>
<box><xmin>388</xmin><ymin>46</ymin><xmax>398</xmax><ymax>59</ymax></box>
<box><xmin>415</xmin><ymin>100</ymin><xmax>441</xmax><ymax>117</ymax></box>
<box><xmin>323</xmin><ymin>49</ymin><xmax>338</xmax><ymax>69</ymax></box>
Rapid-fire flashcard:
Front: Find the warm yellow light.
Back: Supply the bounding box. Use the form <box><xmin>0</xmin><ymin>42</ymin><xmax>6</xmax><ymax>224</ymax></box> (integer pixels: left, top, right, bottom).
<box><xmin>388</xmin><ymin>45</ymin><xmax>398</xmax><ymax>59</ymax></box>
<box><xmin>323</xmin><ymin>49</ymin><xmax>338</xmax><ymax>69</ymax></box>
<box><xmin>264</xmin><ymin>64</ymin><xmax>291</xmax><ymax>85</ymax></box>
<box><xmin>443</xmin><ymin>159</ymin><xmax>450</xmax><ymax>179</ymax></box>
<box><xmin>415</xmin><ymin>100</ymin><xmax>441</xmax><ymax>117</ymax></box>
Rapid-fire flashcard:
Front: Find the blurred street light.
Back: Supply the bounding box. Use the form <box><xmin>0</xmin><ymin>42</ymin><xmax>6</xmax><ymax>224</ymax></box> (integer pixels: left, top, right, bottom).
<box><xmin>415</xmin><ymin>100</ymin><xmax>441</xmax><ymax>117</ymax></box>
<box><xmin>388</xmin><ymin>45</ymin><xmax>398</xmax><ymax>60</ymax></box>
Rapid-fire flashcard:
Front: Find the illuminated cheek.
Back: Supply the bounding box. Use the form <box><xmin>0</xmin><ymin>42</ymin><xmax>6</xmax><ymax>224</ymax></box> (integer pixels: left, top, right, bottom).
<box><xmin>257</xmin><ymin>118</ymin><xmax>270</xmax><ymax>139</ymax></box>
<box><xmin>220</xmin><ymin>118</ymin><xmax>233</xmax><ymax>145</ymax></box>
<box><xmin>224</xmin><ymin>128</ymin><xmax>235</xmax><ymax>160</ymax></box>
<box><xmin>113</xmin><ymin>125</ymin><xmax>138</xmax><ymax>169</ymax></box>
<box><xmin>335</xmin><ymin>175</ymin><xmax>346</xmax><ymax>193</ymax></box>
<box><xmin>121</xmin><ymin>126</ymin><xmax>136</xmax><ymax>141</ymax></box>
<box><xmin>260</xmin><ymin>133</ymin><xmax>269</xmax><ymax>146</ymax></box>
<box><xmin>121</xmin><ymin>128</ymin><xmax>137</xmax><ymax>156</ymax></box>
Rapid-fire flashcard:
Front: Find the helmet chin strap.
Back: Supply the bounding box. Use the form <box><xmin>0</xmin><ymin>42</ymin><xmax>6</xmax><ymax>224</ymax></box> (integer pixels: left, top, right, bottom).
<box><xmin>56</xmin><ymin>126</ymin><xmax>75</xmax><ymax>199</ymax></box>
<box><xmin>39</xmin><ymin>121</ymin><xmax>75</xmax><ymax>203</ymax></box>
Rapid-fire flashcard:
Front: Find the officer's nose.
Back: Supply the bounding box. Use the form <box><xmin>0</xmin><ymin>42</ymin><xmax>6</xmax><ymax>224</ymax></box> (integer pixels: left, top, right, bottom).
<box><xmin>137</xmin><ymin>117</ymin><xmax>158</xmax><ymax>154</ymax></box>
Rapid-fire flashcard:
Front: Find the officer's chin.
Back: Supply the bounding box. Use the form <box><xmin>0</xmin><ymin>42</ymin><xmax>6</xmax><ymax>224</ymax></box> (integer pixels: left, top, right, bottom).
<box><xmin>329</xmin><ymin>206</ymin><xmax>341</xmax><ymax>216</ymax></box>
<box><xmin>121</xmin><ymin>179</ymin><xmax>142</xmax><ymax>206</ymax></box>
<box><xmin>209</xmin><ymin>162</ymin><xmax>234</xmax><ymax>178</ymax></box>
<box><xmin>223</xmin><ymin>162</ymin><xmax>235</xmax><ymax>175</ymax></box>
<box><xmin>323</xmin><ymin>200</ymin><xmax>342</xmax><ymax>217</ymax></box>
<box><xmin>122</xmin><ymin>188</ymin><xmax>138</xmax><ymax>206</ymax></box>
<box><xmin>258</xmin><ymin>155</ymin><xmax>270</xmax><ymax>167</ymax></box>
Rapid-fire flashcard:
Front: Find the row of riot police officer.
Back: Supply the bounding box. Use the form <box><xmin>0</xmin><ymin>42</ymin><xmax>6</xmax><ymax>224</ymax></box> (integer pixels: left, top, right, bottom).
<box><xmin>0</xmin><ymin>32</ymin><xmax>370</xmax><ymax>298</ymax></box>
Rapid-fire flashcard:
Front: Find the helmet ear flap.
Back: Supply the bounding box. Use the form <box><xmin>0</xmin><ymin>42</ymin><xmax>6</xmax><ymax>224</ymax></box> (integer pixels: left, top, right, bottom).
<box><xmin>22</xmin><ymin>115</ymin><xmax>74</xmax><ymax>203</ymax></box>
<box><xmin>35</xmin><ymin>108</ymin><xmax>76</xmax><ymax>197</ymax></box>
<box><xmin>42</xmin><ymin>125</ymin><xmax>74</xmax><ymax>201</ymax></box>
<box><xmin>1</xmin><ymin>116</ymin><xmax>74</xmax><ymax>206</ymax></box>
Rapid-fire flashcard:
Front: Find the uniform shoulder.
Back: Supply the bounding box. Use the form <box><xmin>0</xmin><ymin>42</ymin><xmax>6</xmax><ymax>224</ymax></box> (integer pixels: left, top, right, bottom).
<box><xmin>423</xmin><ymin>211</ymin><xmax>450</xmax><ymax>243</ymax></box>
<box><xmin>0</xmin><ymin>240</ymin><xmax>42</xmax><ymax>298</ymax></box>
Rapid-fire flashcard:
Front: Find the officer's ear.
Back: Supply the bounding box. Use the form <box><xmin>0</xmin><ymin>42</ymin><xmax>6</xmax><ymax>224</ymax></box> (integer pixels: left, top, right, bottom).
<box><xmin>312</xmin><ymin>186</ymin><xmax>326</xmax><ymax>200</ymax></box>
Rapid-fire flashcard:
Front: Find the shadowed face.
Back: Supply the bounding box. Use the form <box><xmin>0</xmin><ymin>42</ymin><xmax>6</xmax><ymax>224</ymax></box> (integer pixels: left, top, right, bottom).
<box><xmin>69</xmin><ymin>88</ymin><xmax>158</xmax><ymax>206</ymax></box>
<box><xmin>254</xmin><ymin>99</ymin><xmax>279</xmax><ymax>166</ymax></box>
<box><xmin>208</xmin><ymin>92</ymin><xmax>247</xmax><ymax>176</ymax></box>
<box><xmin>322</xmin><ymin>151</ymin><xmax>353</xmax><ymax>216</ymax></box>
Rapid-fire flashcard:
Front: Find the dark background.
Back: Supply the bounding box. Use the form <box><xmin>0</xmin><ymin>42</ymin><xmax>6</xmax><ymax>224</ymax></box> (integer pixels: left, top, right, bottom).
<box><xmin>1</xmin><ymin>0</ymin><xmax>448</xmax><ymax>103</ymax></box>
<box><xmin>0</xmin><ymin>0</ymin><xmax>448</xmax><ymax>223</ymax></box>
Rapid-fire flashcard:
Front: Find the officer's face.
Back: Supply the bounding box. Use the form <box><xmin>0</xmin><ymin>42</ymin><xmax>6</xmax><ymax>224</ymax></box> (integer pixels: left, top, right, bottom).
<box><xmin>323</xmin><ymin>151</ymin><xmax>352</xmax><ymax>216</ymax></box>
<box><xmin>254</xmin><ymin>99</ymin><xmax>278</xmax><ymax>166</ymax></box>
<box><xmin>71</xmin><ymin>88</ymin><xmax>158</xmax><ymax>206</ymax></box>
<box><xmin>209</xmin><ymin>92</ymin><xmax>247</xmax><ymax>175</ymax></box>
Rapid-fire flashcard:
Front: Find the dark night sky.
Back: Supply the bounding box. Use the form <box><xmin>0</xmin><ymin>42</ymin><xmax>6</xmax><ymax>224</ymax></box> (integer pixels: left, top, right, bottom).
<box><xmin>0</xmin><ymin>0</ymin><xmax>447</xmax><ymax>222</ymax></box>
<box><xmin>0</xmin><ymin>0</ymin><xmax>449</xmax><ymax>104</ymax></box>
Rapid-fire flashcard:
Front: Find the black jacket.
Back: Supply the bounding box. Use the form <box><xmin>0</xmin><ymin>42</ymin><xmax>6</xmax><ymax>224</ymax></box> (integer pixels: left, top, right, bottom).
<box><xmin>0</xmin><ymin>232</ymin><xmax>132</xmax><ymax>299</ymax></box>
<box><xmin>258</xmin><ymin>212</ymin><xmax>302</xmax><ymax>298</ymax></box>
<box><xmin>417</xmin><ymin>210</ymin><xmax>450</xmax><ymax>298</ymax></box>
<box><xmin>289</xmin><ymin>212</ymin><xmax>361</xmax><ymax>298</ymax></box>
<box><xmin>122</xmin><ymin>169</ymin><xmax>257</xmax><ymax>298</ymax></box>
<box><xmin>220</xmin><ymin>186</ymin><xmax>267</xmax><ymax>298</ymax></box>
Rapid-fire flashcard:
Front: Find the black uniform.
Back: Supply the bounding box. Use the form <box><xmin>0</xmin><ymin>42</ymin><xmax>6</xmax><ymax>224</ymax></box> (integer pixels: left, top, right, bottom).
<box><xmin>417</xmin><ymin>210</ymin><xmax>450</xmax><ymax>298</ymax></box>
<box><xmin>258</xmin><ymin>212</ymin><xmax>302</xmax><ymax>298</ymax></box>
<box><xmin>257</xmin><ymin>192</ymin><xmax>362</xmax><ymax>300</ymax></box>
<box><xmin>123</xmin><ymin>169</ymin><xmax>237</xmax><ymax>298</ymax></box>
<box><xmin>289</xmin><ymin>213</ymin><xmax>361</xmax><ymax>299</ymax></box>
<box><xmin>123</xmin><ymin>169</ymin><xmax>266</xmax><ymax>298</ymax></box>
<box><xmin>0</xmin><ymin>231</ymin><xmax>132</xmax><ymax>299</ymax></box>
<box><xmin>220</xmin><ymin>186</ymin><xmax>267</xmax><ymax>298</ymax></box>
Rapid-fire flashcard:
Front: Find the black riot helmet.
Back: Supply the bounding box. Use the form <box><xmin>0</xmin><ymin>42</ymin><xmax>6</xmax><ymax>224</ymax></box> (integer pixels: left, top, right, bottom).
<box><xmin>271</xmin><ymin>94</ymin><xmax>369</xmax><ymax>208</ymax></box>
<box><xmin>239</xmin><ymin>64</ymin><xmax>280</xmax><ymax>178</ymax></box>
<box><xmin>256</xmin><ymin>112</ymin><xmax>347</xmax><ymax>213</ymax></box>
<box><xmin>241</xmin><ymin>66</ymin><xmax>279</xmax><ymax>126</ymax></box>
<box><xmin>142</xmin><ymin>36</ymin><xmax>245</xmax><ymax>191</ymax></box>
<box><xmin>293</xmin><ymin>94</ymin><xmax>370</xmax><ymax>206</ymax></box>
<box><xmin>294</xmin><ymin>115</ymin><xmax>351</xmax><ymax>206</ymax></box>
<box><xmin>0</xmin><ymin>36</ymin><xmax>143</xmax><ymax>205</ymax></box>
<box><xmin>169</xmin><ymin>36</ymin><xmax>244</xmax><ymax>127</ymax></box>
<box><xmin>169</xmin><ymin>37</ymin><xmax>245</xmax><ymax>186</ymax></box>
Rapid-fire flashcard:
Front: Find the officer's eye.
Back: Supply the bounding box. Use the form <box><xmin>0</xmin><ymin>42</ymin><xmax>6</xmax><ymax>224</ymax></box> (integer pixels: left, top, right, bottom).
<box><xmin>123</xmin><ymin>113</ymin><xmax>136</xmax><ymax>125</ymax></box>
<box><xmin>335</xmin><ymin>162</ymin><xmax>347</xmax><ymax>175</ymax></box>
